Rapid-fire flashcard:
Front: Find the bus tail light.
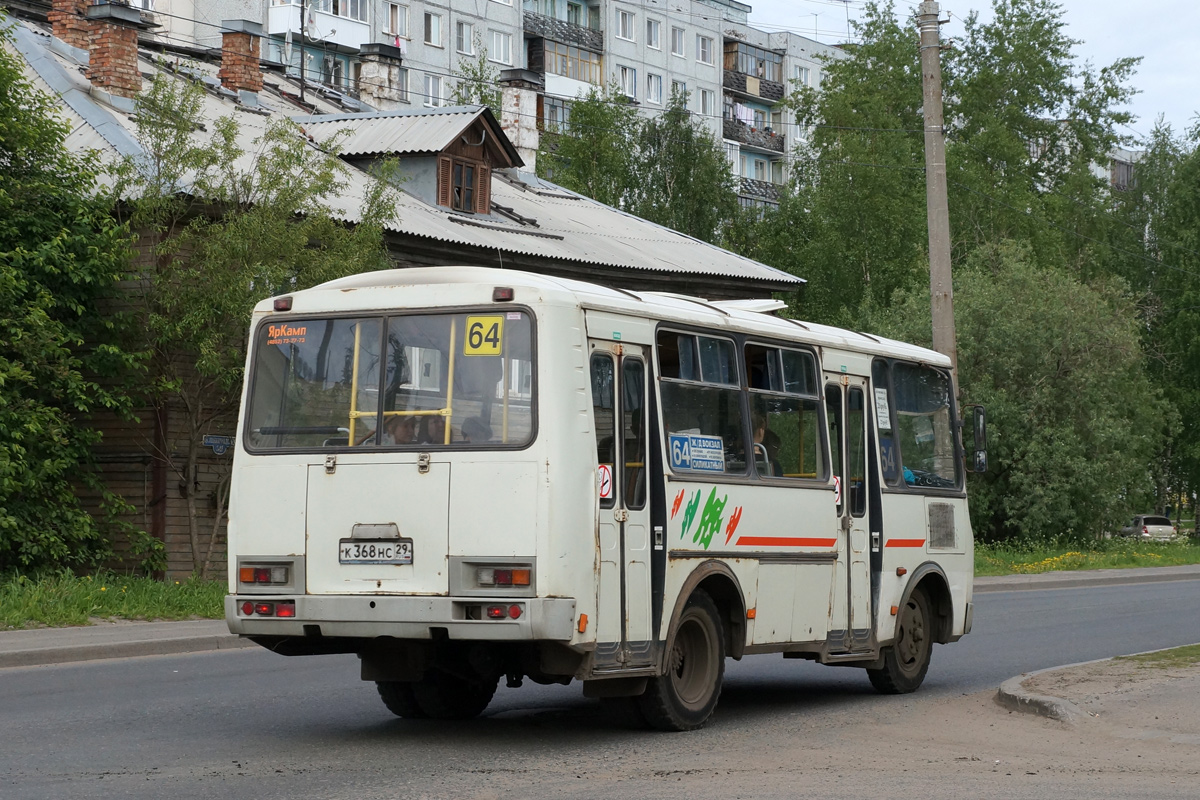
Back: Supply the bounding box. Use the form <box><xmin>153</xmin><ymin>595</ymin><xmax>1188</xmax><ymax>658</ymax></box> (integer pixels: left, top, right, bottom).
<box><xmin>239</xmin><ymin>565</ymin><xmax>289</xmax><ymax>585</ymax></box>
<box><xmin>475</xmin><ymin>565</ymin><xmax>533</xmax><ymax>588</ymax></box>
<box><xmin>487</xmin><ymin>605</ymin><xmax>507</xmax><ymax>619</ymax></box>
<box><xmin>244</xmin><ymin>600</ymin><xmax>296</xmax><ymax>617</ymax></box>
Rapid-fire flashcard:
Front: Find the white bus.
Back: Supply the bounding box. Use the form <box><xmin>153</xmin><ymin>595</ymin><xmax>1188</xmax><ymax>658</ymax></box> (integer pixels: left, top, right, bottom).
<box><xmin>226</xmin><ymin>267</ymin><xmax>983</xmax><ymax>731</ymax></box>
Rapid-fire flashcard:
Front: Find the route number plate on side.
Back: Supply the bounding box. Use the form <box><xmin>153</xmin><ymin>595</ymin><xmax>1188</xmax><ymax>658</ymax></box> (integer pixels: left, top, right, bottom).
<box><xmin>339</xmin><ymin>539</ymin><xmax>414</xmax><ymax>565</ymax></box>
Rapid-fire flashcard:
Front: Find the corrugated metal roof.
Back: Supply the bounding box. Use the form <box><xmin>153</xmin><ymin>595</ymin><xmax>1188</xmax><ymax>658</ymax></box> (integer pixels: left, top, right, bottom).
<box><xmin>295</xmin><ymin>107</ymin><xmax>484</xmax><ymax>157</ymax></box>
<box><xmin>10</xmin><ymin>19</ymin><xmax>801</xmax><ymax>291</ymax></box>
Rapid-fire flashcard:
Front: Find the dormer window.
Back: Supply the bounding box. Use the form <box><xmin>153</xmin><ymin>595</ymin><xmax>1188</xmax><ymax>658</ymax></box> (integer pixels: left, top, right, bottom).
<box><xmin>437</xmin><ymin>155</ymin><xmax>491</xmax><ymax>214</ymax></box>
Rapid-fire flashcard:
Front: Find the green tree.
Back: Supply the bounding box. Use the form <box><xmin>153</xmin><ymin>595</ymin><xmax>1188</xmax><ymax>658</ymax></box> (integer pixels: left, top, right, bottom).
<box><xmin>113</xmin><ymin>76</ymin><xmax>398</xmax><ymax>577</ymax></box>
<box><xmin>451</xmin><ymin>36</ymin><xmax>501</xmax><ymax>114</ymax></box>
<box><xmin>537</xmin><ymin>86</ymin><xmax>640</xmax><ymax>209</ymax></box>
<box><xmin>631</xmin><ymin>92</ymin><xmax>739</xmax><ymax>243</ymax></box>
<box><xmin>779</xmin><ymin>0</ymin><xmax>1141</xmax><ymax>324</ymax></box>
<box><xmin>0</xmin><ymin>23</ymin><xmax>141</xmax><ymax>571</ymax></box>
<box><xmin>538</xmin><ymin>87</ymin><xmax>738</xmax><ymax>244</ymax></box>
<box><xmin>873</xmin><ymin>242</ymin><xmax>1170</xmax><ymax>543</ymax></box>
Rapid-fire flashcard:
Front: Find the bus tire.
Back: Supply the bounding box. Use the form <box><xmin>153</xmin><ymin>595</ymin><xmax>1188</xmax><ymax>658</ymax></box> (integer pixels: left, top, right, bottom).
<box><xmin>412</xmin><ymin>670</ymin><xmax>498</xmax><ymax>720</ymax></box>
<box><xmin>637</xmin><ymin>590</ymin><xmax>725</xmax><ymax>731</ymax></box>
<box><xmin>375</xmin><ymin>681</ymin><xmax>427</xmax><ymax>719</ymax></box>
<box><xmin>867</xmin><ymin>587</ymin><xmax>932</xmax><ymax>694</ymax></box>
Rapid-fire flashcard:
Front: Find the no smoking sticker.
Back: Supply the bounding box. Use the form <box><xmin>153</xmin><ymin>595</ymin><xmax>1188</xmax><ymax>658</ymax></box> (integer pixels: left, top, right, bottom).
<box><xmin>598</xmin><ymin>464</ymin><xmax>613</xmax><ymax>500</ymax></box>
<box><xmin>833</xmin><ymin>475</ymin><xmax>842</xmax><ymax>506</ymax></box>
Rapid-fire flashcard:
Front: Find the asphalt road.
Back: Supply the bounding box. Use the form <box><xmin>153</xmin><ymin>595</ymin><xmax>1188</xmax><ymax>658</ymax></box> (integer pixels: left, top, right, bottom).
<box><xmin>5</xmin><ymin>580</ymin><xmax>1200</xmax><ymax>799</ymax></box>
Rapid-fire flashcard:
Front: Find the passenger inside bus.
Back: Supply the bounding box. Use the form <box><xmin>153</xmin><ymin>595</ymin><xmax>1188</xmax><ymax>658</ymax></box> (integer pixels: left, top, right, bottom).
<box><xmin>383</xmin><ymin>415</ymin><xmax>416</xmax><ymax>445</ymax></box>
<box><xmin>419</xmin><ymin>414</ymin><xmax>450</xmax><ymax>445</ymax></box>
<box><xmin>751</xmin><ymin>411</ymin><xmax>783</xmax><ymax>477</ymax></box>
<box><xmin>461</xmin><ymin>417</ymin><xmax>493</xmax><ymax>442</ymax></box>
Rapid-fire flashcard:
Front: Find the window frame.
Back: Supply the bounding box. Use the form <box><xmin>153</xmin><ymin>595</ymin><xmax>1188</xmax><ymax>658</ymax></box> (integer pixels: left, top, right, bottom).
<box><xmin>386</xmin><ymin>3</ymin><xmax>408</xmax><ymax>38</ymax></box>
<box><xmin>670</xmin><ymin>26</ymin><xmax>685</xmax><ymax>57</ymax></box>
<box><xmin>424</xmin><ymin>11</ymin><xmax>442</xmax><ymax>47</ymax></box>
<box><xmin>646</xmin><ymin>72</ymin><xmax>663</xmax><ymax>105</ymax></box>
<box><xmin>646</xmin><ymin>18</ymin><xmax>661</xmax><ymax>50</ymax></box>
<box><xmin>616</xmin><ymin>9</ymin><xmax>635</xmax><ymax>42</ymax></box>
<box><xmin>619</xmin><ymin>64</ymin><xmax>637</xmax><ymax>99</ymax></box>
<box><xmin>697</xmin><ymin>34</ymin><xmax>714</xmax><ymax>65</ymax></box>
<box><xmin>744</xmin><ymin>341</ymin><xmax>827</xmax><ymax>483</ymax></box>
<box><xmin>423</xmin><ymin>72</ymin><xmax>443</xmax><ymax>107</ymax></box>
<box><xmin>489</xmin><ymin>30</ymin><xmax>513</xmax><ymax>65</ymax></box>
<box><xmin>455</xmin><ymin>20</ymin><xmax>474</xmax><ymax>55</ymax></box>
<box><xmin>872</xmin><ymin>357</ymin><xmax>965</xmax><ymax>495</ymax></box>
<box><xmin>242</xmin><ymin>308</ymin><xmax>539</xmax><ymax>454</ymax></box>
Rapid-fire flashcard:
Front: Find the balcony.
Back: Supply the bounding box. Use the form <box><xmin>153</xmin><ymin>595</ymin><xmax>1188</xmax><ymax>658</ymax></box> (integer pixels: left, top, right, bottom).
<box><xmin>523</xmin><ymin>11</ymin><xmax>603</xmax><ymax>53</ymax></box>
<box><xmin>723</xmin><ymin>118</ymin><xmax>785</xmax><ymax>154</ymax></box>
<box><xmin>739</xmin><ymin>177</ymin><xmax>781</xmax><ymax>204</ymax></box>
<box><xmin>723</xmin><ymin>71</ymin><xmax>785</xmax><ymax>105</ymax></box>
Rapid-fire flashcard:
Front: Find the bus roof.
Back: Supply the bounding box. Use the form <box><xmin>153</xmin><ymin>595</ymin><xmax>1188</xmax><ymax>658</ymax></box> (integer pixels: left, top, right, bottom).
<box><xmin>267</xmin><ymin>267</ymin><xmax>951</xmax><ymax>368</ymax></box>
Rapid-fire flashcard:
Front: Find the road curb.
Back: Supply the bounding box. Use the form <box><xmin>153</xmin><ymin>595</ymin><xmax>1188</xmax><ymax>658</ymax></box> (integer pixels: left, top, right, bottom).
<box><xmin>0</xmin><ymin>633</ymin><xmax>257</xmax><ymax>670</ymax></box>
<box><xmin>996</xmin><ymin>643</ymin><xmax>1200</xmax><ymax>724</ymax></box>
<box><xmin>975</xmin><ymin>565</ymin><xmax>1200</xmax><ymax>593</ymax></box>
<box><xmin>995</xmin><ymin>665</ymin><xmax>1091</xmax><ymax>724</ymax></box>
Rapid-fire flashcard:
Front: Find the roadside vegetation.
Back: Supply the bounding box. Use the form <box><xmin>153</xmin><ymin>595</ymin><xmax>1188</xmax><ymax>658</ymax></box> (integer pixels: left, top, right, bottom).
<box><xmin>0</xmin><ymin>572</ymin><xmax>225</xmax><ymax>630</ymax></box>
<box><xmin>1118</xmin><ymin>644</ymin><xmax>1200</xmax><ymax>669</ymax></box>
<box><xmin>975</xmin><ymin>538</ymin><xmax>1200</xmax><ymax>576</ymax></box>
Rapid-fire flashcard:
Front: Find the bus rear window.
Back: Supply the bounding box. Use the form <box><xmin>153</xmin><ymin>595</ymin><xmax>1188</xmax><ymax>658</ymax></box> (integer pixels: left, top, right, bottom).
<box><xmin>246</xmin><ymin>311</ymin><xmax>535</xmax><ymax>450</ymax></box>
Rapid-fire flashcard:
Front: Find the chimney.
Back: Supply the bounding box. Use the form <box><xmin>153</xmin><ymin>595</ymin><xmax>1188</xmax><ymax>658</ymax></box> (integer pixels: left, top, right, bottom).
<box><xmin>85</xmin><ymin>2</ymin><xmax>150</xmax><ymax>100</ymax></box>
<box><xmin>357</xmin><ymin>43</ymin><xmax>406</xmax><ymax>111</ymax></box>
<box><xmin>218</xmin><ymin>20</ymin><xmax>264</xmax><ymax>94</ymax></box>
<box><xmin>49</xmin><ymin>0</ymin><xmax>91</xmax><ymax>52</ymax></box>
<box><xmin>498</xmin><ymin>70</ymin><xmax>543</xmax><ymax>173</ymax></box>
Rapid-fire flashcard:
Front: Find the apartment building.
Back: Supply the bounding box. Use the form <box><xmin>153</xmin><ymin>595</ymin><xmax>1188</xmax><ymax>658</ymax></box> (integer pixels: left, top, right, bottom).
<box><xmin>64</xmin><ymin>0</ymin><xmax>844</xmax><ymax>206</ymax></box>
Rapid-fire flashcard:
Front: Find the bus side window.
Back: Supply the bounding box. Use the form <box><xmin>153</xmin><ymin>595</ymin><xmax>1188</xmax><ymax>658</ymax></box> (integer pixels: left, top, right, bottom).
<box><xmin>848</xmin><ymin>387</ymin><xmax>866</xmax><ymax>517</ymax></box>
<box><xmin>825</xmin><ymin>384</ymin><xmax>844</xmax><ymax>517</ymax></box>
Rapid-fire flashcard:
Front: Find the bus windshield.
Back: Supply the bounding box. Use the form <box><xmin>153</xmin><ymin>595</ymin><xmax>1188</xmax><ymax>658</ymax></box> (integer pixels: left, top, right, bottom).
<box><xmin>244</xmin><ymin>310</ymin><xmax>535</xmax><ymax>450</ymax></box>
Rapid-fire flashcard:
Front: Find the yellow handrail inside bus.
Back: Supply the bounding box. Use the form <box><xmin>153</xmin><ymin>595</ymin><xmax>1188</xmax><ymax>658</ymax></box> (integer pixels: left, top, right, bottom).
<box><xmin>347</xmin><ymin>322</ymin><xmax>363</xmax><ymax>445</ymax></box>
<box><xmin>501</xmin><ymin>349</ymin><xmax>510</xmax><ymax>444</ymax></box>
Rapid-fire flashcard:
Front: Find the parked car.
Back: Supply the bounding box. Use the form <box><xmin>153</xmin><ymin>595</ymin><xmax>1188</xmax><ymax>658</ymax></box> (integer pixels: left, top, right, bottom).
<box><xmin>1119</xmin><ymin>515</ymin><xmax>1177</xmax><ymax>541</ymax></box>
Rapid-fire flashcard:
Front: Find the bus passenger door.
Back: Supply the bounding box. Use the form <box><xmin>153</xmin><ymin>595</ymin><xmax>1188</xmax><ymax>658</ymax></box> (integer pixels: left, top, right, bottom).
<box><xmin>590</xmin><ymin>343</ymin><xmax>654</xmax><ymax>670</ymax></box>
<box><xmin>824</xmin><ymin>378</ymin><xmax>874</xmax><ymax>653</ymax></box>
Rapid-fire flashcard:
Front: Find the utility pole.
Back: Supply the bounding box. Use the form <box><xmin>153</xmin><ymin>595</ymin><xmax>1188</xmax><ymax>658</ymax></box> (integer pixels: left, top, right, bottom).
<box><xmin>917</xmin><ymin>2</ymin><xmax>956</xmax><ymax>377</ymax></box>
<box><xmin>299</xmin><ymin>0</ymin><xmax>306</xmax><ymax>105</ymax></box>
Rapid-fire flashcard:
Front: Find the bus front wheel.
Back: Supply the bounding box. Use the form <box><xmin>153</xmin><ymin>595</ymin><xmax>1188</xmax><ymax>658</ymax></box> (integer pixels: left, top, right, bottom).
<box><xmin>867</xmin><ymin>587</ymin><xmax>932</xmax><ymax>694</ymax></box>
<box><xmin>638</xmin><ymin>590</ymin><xmax>725</xmax><ymax>731</ymax></box>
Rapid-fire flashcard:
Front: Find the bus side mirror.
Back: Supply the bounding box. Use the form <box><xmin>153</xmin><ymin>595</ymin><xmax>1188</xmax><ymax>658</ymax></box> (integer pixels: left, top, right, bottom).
<box><xmin>963</xmin><ymin>405</ymin><xmax>987</xmax><ymax>473</ymax></box>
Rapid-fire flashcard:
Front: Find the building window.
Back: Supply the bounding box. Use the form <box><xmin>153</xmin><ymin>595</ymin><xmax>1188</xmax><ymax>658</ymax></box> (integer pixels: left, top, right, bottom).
<box><xmin>490</xmin><ymin>0</ymin><xmax>513</xmax><ymax>5</ymax></box>
<box><xmin>456</xmin><ymin>21</ymin><xmax>474</xmax><ymax>54</ymax></box>
<box><xmin>794</xmin><ymin>65</ymin><xmax>811</xmax><ymax>86</ymax></box>
<box><xmin>386</xmin><ymin>3</ymin><xmax>407</xmax><ymax>37</ymax></box>
<box><xmin>393</xmin><ymin>67</ymin><xmax>409</xmax><ymax>102</ymax></box>
<box><xmin>724</xmin><ymin>142</ymin><xmax>738</xmax><ymax>170</ymax></box>
<box><xmin>543</xmin><ymin>40</ymin><xmax>603</xmax><ymax>85</ymax></box>
<box><xmin>567</xmin><ymin>2</ymin><xmax>582</xmax><ymax>26</ymax></box>
<box><xmin>753</xmin><ymin>159</ymin><xmax>766</xmax><ymax>181</ymax></box>
<box><xmin>437</xmin><ymin>156</ymin><xmax>492</xmax><ymax>214</ymax></box>
<box><xmin>619</xmin><ymin>65</ymin><xmax>637</xmax><ymax>99</ymax></box>
<box><xmin>772</xmin><ymin>160</ymin><xmax>784</xmax><ymax>184</ymax></box>
<box><xmin>697</xmin><ymin>35</ymin><xmax>713</xmax><ymax>65</ymax></box>
<box><xmin>617</xmin><ymin>10</ymin><xmax>635</xmax><ymax>41</ymax></box>
<box><xmin>670</xmin><ymin>26</ymin><xmax>684</xmax><ymax>56</ymax></box>
<box><xmin>647</xmin><ymin>72</ymin><xmax>662</xmax><ymax>104</ymax></box>
<box><xmin>424</xmin><ymin>73</ymin><xmax>443</xmax><ymax>106</ymax></box>
<box><xmin>700</xmin><ymin>89</ymin><xmax>715</xmax><ymax>116</ymax></box>
<box><xmin>424</xmin><ymin>12</ymin><xmax>442</xmax><ymax>47</ymax></box>
<box><xmin>753</xmin><ymin>108</ymin><xmax>767</xmax><ymax>128</ymax></box>
<box><xmin>671</xmin><ymin>79</ymin><xmax>687</xmax><ymax>102</ymax></box>
<box><xmin>490</xmin><ymin>30</ymin><xmax>512</xmax><ymax>65</ymax></box>
<box><xmin>309</xmin><ymin>0</ymin><xmax>367</xmax><ymax>22</ymax></box>
<box><xmin>725</xmin><ymin>41</ymin><xmax>783</xmax><ymax>82</ymax></box>
<box><xmin>739</xmin><ymin>154</ymin><xmax>746</xmax><ymax>177</ymax></box>
<box><xmin>544</xmin><ymin>96</ymin><xmax>571</xmax><ymax>131</ymax></box>
<box><xmin>646</xmin><ymin>18</ymin><xmax>661</xmax><ymax>49</ymax></box>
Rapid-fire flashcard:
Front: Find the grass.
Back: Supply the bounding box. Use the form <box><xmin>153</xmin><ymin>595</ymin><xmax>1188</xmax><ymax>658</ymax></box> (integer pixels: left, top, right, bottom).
<box><xmin>0</xmin><ymin>571</ymin><xmax>226</xmax><ymax>630</ymax></box>
<box><xmin>975</xmin><ymin>538</ymin><xmax>1200</xmax><ymax>576</ymax></box>
<box><xmin>1117</xmin><ymin>644</ymin><xmax>1200</xmax><ymax>669</ymax></box>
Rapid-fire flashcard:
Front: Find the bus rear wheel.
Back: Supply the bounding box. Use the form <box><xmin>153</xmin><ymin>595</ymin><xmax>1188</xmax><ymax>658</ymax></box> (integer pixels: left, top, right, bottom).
<box><xmin>637</xmin><ymin>590</ymin><xmax>724</xmax><ymax>731</ymax></box>
<box><xmin>376</xmin><ymin>681</ymin><xmax>427</xmax><ymax>719</ymax></box>
<box><xmin>867</xmin><ymin>587</ymin><xmax>932</xmax><ymax>694</ymax></box>
<box><xmin>412</xmin><ymin>670</ymin><xmax>498</xmax><ymax>720</ymax></box>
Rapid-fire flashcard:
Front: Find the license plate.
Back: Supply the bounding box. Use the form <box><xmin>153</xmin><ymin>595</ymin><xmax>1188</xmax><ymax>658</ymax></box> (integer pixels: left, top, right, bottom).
<box><xmin>339</xmin><ymin>539</ymin><xmax>413</xmax><ymax>565</ymax></box>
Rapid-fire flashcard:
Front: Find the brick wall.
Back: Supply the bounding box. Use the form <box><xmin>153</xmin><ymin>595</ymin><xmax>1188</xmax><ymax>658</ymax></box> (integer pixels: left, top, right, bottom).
<box><xmin>218</xmin><ymin>31</ymin><xmax>263</xmax><ymax>93</ymax></box>
<box><xmin>48</xmin><ymin>0</ymin><xmax>91</xmax><ymax>51</ymax></box>
<box><xmin>89</xmin><ymin>20</ymin><xmax>141</xmax><ymax>98</ymax></box>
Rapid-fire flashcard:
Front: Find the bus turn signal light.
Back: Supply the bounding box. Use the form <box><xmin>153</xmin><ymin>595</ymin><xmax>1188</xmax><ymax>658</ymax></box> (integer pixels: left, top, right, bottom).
<box><xmin>239</xmin><ymin>565</ymin><xmax>288</xmax><ymax>585</ymax></box>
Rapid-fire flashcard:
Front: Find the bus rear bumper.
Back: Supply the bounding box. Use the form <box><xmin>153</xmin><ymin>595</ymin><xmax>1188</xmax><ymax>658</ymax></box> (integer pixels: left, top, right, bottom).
<box><xmin>225</xmin><ymin>594</ymin><xmax>577</xmax><ymax>642</ymax></box>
